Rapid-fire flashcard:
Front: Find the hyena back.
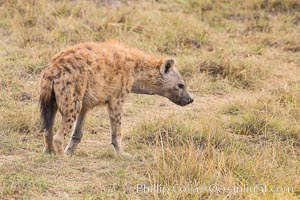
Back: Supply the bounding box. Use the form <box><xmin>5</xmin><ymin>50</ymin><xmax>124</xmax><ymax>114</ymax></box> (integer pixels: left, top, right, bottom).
<box><xmin>40</xmin><ymin>41</ymin><xmax>193</xmax><ymax>157</ymax></box>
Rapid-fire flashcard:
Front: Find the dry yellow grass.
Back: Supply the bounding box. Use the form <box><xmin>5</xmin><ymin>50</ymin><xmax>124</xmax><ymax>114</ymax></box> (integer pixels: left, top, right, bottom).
<box><xmin>0</xmin><ymin>0</ymin><xmax>300</xmax><ymax>199</ymax></box>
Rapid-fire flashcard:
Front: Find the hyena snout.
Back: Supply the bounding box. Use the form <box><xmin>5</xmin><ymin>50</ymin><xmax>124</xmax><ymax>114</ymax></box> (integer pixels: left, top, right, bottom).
<box><xmin>185</xmin><ymin>93</ymin><xmax>194</xmax><ymax>104</ymax></box>
<box><xmin>169</xmin><ymin>89</ymin><xmax>194</xmax><ymax>106</ymax></box>
<box><xmin>178</xmin><ymin>91</ymin><xmax>194</xmax><ymax>106</ymax></box>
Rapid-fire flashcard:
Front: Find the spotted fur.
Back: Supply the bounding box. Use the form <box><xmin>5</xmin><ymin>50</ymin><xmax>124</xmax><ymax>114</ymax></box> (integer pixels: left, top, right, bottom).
<box><xmin>39</xmin><ymin>41</ymin><xmax>193</xmax><ymax>156</ymax></box>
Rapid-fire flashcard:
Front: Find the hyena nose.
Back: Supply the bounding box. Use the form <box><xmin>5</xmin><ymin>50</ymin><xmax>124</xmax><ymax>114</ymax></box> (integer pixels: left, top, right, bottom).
<box><xmin>188</xmin><ymin>96</ymin><xmax>194</xmax><ymax>103</ymax></box>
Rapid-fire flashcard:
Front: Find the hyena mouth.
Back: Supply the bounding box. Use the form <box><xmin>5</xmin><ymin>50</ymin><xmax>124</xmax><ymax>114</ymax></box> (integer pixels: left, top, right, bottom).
<box><xmin>171</xmin><ymin>97</ymin><xmax>194</xmax><ymax>106</ymax></box>
<box><xmin>179</xmin><ymin>100</ymin><xmax>193</xmax><ymax>106</ymax></box>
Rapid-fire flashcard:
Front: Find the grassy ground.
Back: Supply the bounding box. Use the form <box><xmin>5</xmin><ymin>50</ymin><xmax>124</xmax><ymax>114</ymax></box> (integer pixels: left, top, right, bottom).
<box><xmin>0</xmin><ymin>0</ymin><xmax>300</xmax><ymax>199</ymax></box>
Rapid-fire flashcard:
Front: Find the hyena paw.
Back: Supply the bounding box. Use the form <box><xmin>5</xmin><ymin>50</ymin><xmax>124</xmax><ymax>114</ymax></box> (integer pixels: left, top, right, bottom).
<box><xmin>64</xmin><ymin>148</ymin><xmax>75</xmax><ymax>156</ymax></box>
<box><xmin>53</xmin><ymin>137</ymin><xmax>64</xmax><ymax>157</ymax></box>
<box><xmin>53</xmin><ymin>146</ymin><xmax>64</xmax><ymax>158</ymax></box>
<box><xmin>43</xmin><ymin>147</ymin><xmax>55</xmax><ymax>155</ymax></box>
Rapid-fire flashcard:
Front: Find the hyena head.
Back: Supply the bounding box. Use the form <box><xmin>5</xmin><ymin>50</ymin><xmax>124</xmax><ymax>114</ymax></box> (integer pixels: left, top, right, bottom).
<box><xmin>141</xmin><ymin>58</ymin><xmax>193</xmax><ymax>106</ymax></box>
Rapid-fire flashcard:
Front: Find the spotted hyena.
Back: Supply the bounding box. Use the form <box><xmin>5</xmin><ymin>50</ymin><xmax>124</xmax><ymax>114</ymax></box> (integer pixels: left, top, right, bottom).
<box><xmin>40</xmin><ymin>41</ymin><xmax>193</xmax><ymax>157</ymax></box>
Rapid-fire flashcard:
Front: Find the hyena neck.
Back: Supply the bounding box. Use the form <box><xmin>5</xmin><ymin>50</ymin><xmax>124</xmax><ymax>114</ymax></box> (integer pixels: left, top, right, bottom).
<box><xmin>131</xmin><ymin>56</ymin><xmax>163</xmax><ymax>95</ymax></box>
<box><xmin>131</xmin><ymin>81</ymin><xmax>153</xmax><ymax>94</ymax></box>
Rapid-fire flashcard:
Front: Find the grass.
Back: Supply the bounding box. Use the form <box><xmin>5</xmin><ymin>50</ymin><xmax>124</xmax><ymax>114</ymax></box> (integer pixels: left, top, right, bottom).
<box><xmin>0</xmin><ymin>0</ymin><xmax>300</xmax><ymax>199</ymax></box>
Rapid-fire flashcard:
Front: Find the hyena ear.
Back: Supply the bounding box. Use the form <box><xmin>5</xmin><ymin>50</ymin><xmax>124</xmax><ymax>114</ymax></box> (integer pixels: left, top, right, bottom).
<box><xmin>160</xmin><ymin>58</ymin><xmax>176</xmax><ymax>75</ymax></box>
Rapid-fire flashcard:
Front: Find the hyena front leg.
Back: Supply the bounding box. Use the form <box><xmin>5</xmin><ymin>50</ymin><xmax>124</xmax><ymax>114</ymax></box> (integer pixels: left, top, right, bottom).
<box><xmin>65</xmin><ymin>108</ymin><xmax>88</xmax><ymax>155</ymax></box>
<box><xmin>108</xmin><ymin>98</ymin><xmax>124</xmax><ymax>153</ymax></box>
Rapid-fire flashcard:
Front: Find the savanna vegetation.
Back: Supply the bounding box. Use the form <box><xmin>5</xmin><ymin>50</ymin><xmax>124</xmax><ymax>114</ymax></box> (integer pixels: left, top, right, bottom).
<box><xmin>0</xmin><ymin>0</ymin><xmax>299</xmax><ymax>199</ymax></box>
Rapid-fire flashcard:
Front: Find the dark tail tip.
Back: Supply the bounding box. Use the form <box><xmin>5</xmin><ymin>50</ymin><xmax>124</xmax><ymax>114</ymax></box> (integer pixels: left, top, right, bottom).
<box><xmin>40</xmin><ymin>89</ymin><xmax>56</xmax><ymax>132</ymax></box>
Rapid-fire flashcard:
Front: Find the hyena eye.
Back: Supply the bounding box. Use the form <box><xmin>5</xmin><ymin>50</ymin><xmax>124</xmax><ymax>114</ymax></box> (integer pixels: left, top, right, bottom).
<box><xmin>178</xmin><ymin>83</ymin><xmax>185</xmax><ymax>89</ymax></box>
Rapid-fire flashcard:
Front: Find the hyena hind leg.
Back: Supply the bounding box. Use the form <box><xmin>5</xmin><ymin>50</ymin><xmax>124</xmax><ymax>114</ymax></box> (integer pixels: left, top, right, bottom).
<box><xmin>65</xmin><ymin>108</ymin><xmax>88</xmax><ymax>155</ymax></box>
<box><xmin>53</xmin><ymin>114</ymin><xmax>78</xmax><ymax>157</ymax></box>
<box><xmin>53</xmin><ymin>100</ymin><xmax>81</xmax><ymax>156</ymax></box>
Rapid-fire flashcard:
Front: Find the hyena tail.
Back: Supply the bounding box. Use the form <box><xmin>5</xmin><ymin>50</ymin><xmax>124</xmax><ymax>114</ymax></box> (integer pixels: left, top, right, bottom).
<box><xmin>39</xmin><ymin>76</ymin><xmax>56</xmax><ymax>132</ymax></box>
